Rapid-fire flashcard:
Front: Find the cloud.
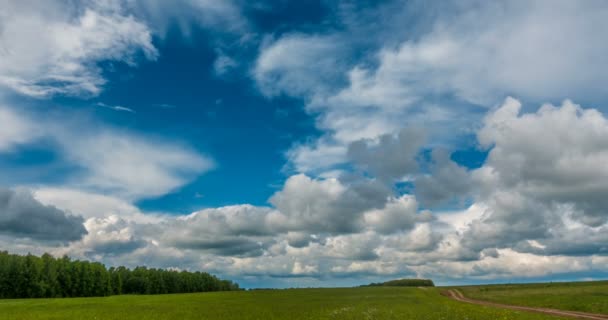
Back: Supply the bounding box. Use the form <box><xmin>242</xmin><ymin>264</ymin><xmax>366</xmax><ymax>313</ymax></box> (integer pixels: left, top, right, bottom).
<box><xmin>130</xmin><ymin>0</ymin><xmax>245</xmax><ymax>37</ymax></box>
<box><xmin>269</xmin><ymin>174</ymin><xmax>390</xmax><ymax>234</ymax></box>
<box><xmin>414</xmin><ymin>149</ymin><xmax>473</xmax><ymax>207</ymax></box>
<box><xmin>80</xmin><ymin>215</ymin><xmax>146</xmax><ymax>257</ymax></box>
<box><xmin>0</xmin><ymin>0</ymin><xmax>157</xmax><ymax>98</ymax></box>
<box><xmin>363</xmin><ymin>195</ymin><xmax>433</xmax><ymax>235</ymax></box>
<box><xmin>414</xmin><ymin>249</ymin><xmax>608</xmax><ymax>281</ymax></box>
<box><xmin>0</xmin><ymin>187</ymin><xmax>86</xmax><ymax>242</ymax></box>
<box><xmin>26</xmin><ymin>166</ymin><xmax>608</xmax><ymax>285</ymax></box>
<box><xmin>390</xmin><ymin>223</ymin><xmax>443</xmax><ymax>252</ymax></box>
<box><xmin>0</xmin><ymin>105</ymin><xmax>41</xmax><ymax>151</ymax></box>
<box><xmin>33</xmin><ymin>188</ymin><xmax>158</xmax><ymax>222</ymax></box>
<box><xmin>179</xmin><ymin>205</ymin><xmax>275</xmax><ymax>237</ymax></box>
<box><xmin>477</xmin><ymin>98</ymin><xmax>608</xmax><ymax>227</ymax></box>
<box><xmin>459</xmin><ymin>98</ymin><xmax>608</xmax><ymax>257</ymax></box>
<box><xmin>159</xmin><ymin>205</ymin><xmax>275</xmax><ymax>257</ymax></box>
<box><xmin>254</xmin><ymin>34</ymin><xmax>346</xmax><ymax>98</ymax></box>
<box><xmin>285</xmin><ymin>140</ymin><xmax>346</xmax><ymax>174</ymax></box>
<box><xmin>0</xmin><ymin>104</ymin><xmax>214</xmax><ymax>200</ymax></box>
<box><xmin>323</xmin><ymin>232</ymin><xmax>381</xmax><ymax>261</ymax></box>
<box><xmin>347</xmin><ymin>128</ymin><xmax>425</xmax><ymax>181</ymax></box>
<box><xmin>64</xmin><ymin>129</ymin><xmax>213</xmax><ymax>199</ymax></box>
<box><xmin>213</xmin><ymin>51</ymin><xmax>238</xmax><ymax>76</ymax></box>
<box><xmin>329</xmin><ymin>1</ymin><xmax>608</xmax><ymax>107</ymax></box>
<box><xmin>97</xmin><ymin>102</ymin><xmax>135</xmax><ymax>113</ymax></box>
<box><xmin>255</xmin><ymin>1</ymin><xmax>608</xmax><ymax>174</ymax></box>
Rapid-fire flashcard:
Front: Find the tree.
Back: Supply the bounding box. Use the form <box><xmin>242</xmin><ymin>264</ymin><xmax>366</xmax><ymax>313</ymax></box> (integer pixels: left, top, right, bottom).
<box><xmin>0</xmin><ymin>251</ymin><xmax>241</xmax><ymax>298</ymax></box>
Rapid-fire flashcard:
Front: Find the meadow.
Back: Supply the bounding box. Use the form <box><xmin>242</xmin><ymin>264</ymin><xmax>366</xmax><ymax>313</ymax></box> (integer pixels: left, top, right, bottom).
<box><xmin>0</xmin><ymin>287</ymin><xmax>566</xmax><ymax>320</ymax></box>
<box><xmin>456</xmin><ymin>280</ymin><xmax>608</xmax><ymax>315</ymax></box>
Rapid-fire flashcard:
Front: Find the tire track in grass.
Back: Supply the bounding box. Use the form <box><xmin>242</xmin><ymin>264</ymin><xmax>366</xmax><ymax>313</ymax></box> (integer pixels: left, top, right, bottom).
<box><xmin>444</xmin><ymin>289</ymin><xmax>608</xmax><ymax>319</ymax></box>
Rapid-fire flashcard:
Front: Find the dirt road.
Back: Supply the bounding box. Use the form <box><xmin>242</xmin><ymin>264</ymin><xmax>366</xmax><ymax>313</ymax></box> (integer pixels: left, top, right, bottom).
<box><xmin>444</xmin><ymin>289</ymin><xmax>608</xmax><ymax>319</ymax></box>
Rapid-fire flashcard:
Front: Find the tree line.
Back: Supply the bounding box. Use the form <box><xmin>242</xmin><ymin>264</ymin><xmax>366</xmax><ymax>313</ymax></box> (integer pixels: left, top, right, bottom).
<box><xmin>362</xmin><ymin>278</ymin><xmax>435</xmax><ymax>287</ymax></box>
<box><xmin>0</xmin><ymin>251</ymin><xmax>240</xmax><ymax>299</ymax></box>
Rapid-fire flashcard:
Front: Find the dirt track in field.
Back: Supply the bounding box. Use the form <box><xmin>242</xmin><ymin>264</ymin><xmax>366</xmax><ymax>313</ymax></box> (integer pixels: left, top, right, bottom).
<box><xmin>444</xmin><ymin>289</ymin><xmax>608</xmax><ymax>319</ymax></box>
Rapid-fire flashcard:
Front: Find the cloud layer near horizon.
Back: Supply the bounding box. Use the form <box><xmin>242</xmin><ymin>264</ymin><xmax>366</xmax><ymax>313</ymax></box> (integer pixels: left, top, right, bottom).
<box><xmin>0</xmin><ymin>98</ymin><xmax>605</xmax><ymax>287</ymax></box>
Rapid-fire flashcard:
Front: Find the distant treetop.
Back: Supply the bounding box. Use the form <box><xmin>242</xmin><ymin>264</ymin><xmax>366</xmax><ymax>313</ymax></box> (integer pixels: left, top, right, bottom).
<box><xmin>361</xmin><ymin>279</ymin><xmax>435</xmax><ymax>287</ymax></box>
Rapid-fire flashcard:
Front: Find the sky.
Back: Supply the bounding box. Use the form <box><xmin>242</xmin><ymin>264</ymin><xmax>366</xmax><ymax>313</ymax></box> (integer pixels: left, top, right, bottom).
<box><xmin>1</xmin><ymin>0</ymin><xmax>608</xmax><ymax>288</ymax></box>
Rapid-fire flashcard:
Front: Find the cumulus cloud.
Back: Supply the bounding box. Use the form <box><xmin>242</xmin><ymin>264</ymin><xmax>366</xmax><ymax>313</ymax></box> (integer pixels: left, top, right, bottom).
<box><xmin>255</xmin><ymin>0</ymin><xmax>608</xmax><ymax>174</ymax></box>
<box><xmin>269</xmin><ymin>174</ymin><xmax>390</xmax><ymax>234</ymax></box>
<box><xmin>363</xmin><ymin>196</ymin><xmax>433</xmax><ymax>235</ymax></box>
<box><xmin>477</xmin><ymin>98</ymin><xmax>608</xmax><ymax>227</ymax></box>
<box><xmin>414</xmin><ymin>149</ymin><xmax>473</xmax><ymax>207</ymax></box>
<box><xmin>285</xmin><ymin>140</ymin><xmax>347</xmax><ymax>174</ymax></box>
<box><xmin>460</xmin><ymin>98</ymin><xmax>608</xmax><ymax>258</ymax></box>
<box><xmin>159</xmin><ymin>205</ymin><xmax>275</xmax><ymax>257</ymax></box>
<box><xmin>0</xmin><ymin>187</ymin><xmax>86</xmax><ymax>242</ymax></box>
<box><xmin>329</xmin><ymin>1</ymin><xmax>608</xmax><ymax>107</ymax></box>
<box><xmin>79</xmin><ymin>215</ymin><xmax>146</xmax><ymax>258</ymax></box>
<box><xmin>348</xmin><ymin>128</ymin><xmax>425</xmax><ymax>181</ymax></box>
<box><xmin>33</xmin><ymin>188</ymin><xmax>155</xmax><ymax>222</ymax></box>
<box><xmin>414</xmin><ymin>249</ymin><xmax>608</xmax><ymax>281</ymax></box>
<box><xmin>0</xmin><ymin>0</ymin><xmax>157</xmax><ymax>98</ymax></box>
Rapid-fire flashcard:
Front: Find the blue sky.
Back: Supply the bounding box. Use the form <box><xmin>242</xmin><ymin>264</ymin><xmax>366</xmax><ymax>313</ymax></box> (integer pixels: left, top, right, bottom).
<box><xmin>1</xmin><ymin>0</ymin><xmax>608</xmax><ymax>288</ymax></box>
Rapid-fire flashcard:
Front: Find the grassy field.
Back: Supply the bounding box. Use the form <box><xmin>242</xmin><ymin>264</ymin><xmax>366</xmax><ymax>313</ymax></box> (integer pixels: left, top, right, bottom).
<box><xmin>0</xmin><ymin>287</ymin><xmax>565</xmax><ymax>320</ymax></box>
<box><xmin>456</xmin><ymin>280</ymin><xmax>608</xmax><ymax>315</ymax></box>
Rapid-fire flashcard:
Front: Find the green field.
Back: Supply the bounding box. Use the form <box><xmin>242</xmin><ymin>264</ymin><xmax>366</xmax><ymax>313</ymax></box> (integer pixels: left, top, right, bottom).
<box><xmin>456</xmin><ymin>280</ymin><xmax>608</xmax><ymax>315</ymax></box>
<box><xmin>0</xmin><ymin>287</ymin><xmax>566</xmax><ymax>320</ymax></box>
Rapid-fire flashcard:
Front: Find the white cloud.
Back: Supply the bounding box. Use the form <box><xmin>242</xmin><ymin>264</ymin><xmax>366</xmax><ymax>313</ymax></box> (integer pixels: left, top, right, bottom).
<box><xmin>130</xmin><ymin>0</ymin><xmax>245</xmax><ymax>37</ymax></box>
<box><xmin>363</xmin><ymin>195</ymin><xmax>432</xmax><ymax>235</ymax></box>
<box><xmin>97</xmin><ymin>102</ymin><xmax>135</xmax><ymax>113</ymax></box>
<box><xmin>64</xmin><ymin>130</ymin><xmax>212</xmax><ymax>199</ymax></box>
<box><xmin>34</xmin><ymin>188</ymin><xmax>157</xmax><ymax>222</ymax></box>
<box><xmin>285</xmin><ymin>140</ymin><xmax>346</xmax><ymax>174</ymax></box>
<box><xmin>213</xmin><ymin>52</ymin><xmax>238</xmax><ymax>76</ymax></box>
<box><xmin>457</xmin><ymin>98</ymin><xmax>608</xmax><ymax>258</ymax></box>
<box><xmin>436</xmin><ymin>204</ymin><xmax>485</xmax><ymax>234</ymax></box>
<box><xmin>0</xmin><ymin>106</ymin><xmax>41</xmax><ymax>151</ymax></box>
<box><xmin>414</xmin><ymin>249</ymin><xmax>608</xmax><ymax>281</ymax></box>
<box><xmin>0</xmin><ymin>104</ymin><xmax>213</xmax><ymax>200</ymax></box>
<box><xmin>255</xmin><ymin>1</ymin><xmax>608</xmax><ymax>174</ymax></box>
<box><xmin>476</xmin><ymin>98</ymin><xmax>608</xmax><ymax>227</ymax></box>
<box><xmin>330</xmin><ymin>1</ymin><xmax>608</xmax><ymax>107</ymax></box>
<box><xmin>254</xmin><ymin>34</ymin><xmax>346</xmax><ymax>98</ymax></box>
<box><xmin>0</xmin><ymin>0</ymin><xmax>157</xmax><ymax>98</ymax></box>
<box><xmin>269</xmin><ymin>174</ymin><xmax>390</xmax><ymax>234</ymax></box>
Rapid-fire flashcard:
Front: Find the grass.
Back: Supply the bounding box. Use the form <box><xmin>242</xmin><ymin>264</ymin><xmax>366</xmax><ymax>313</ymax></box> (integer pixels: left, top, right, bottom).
<box><xmin>456</xmin><ymin>280</ymin><xmax>608</xmax><ymax>315</ymax></box>
<box><xmin>0</xmin><ymin>287</ymin><xmax>565</xmax><ymax>320</ymax></box>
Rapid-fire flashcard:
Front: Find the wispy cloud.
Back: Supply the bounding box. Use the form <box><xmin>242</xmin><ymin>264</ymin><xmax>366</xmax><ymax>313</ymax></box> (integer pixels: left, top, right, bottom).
<box><xmin>0</xmin><ymin>1</ymin><xmax>157</xmax><ymax>98</ymax></box>
<box><xmin>154</xmin><ymin>103</ymin><xmax>177</xmax><ymax>109</ymax></box>
<box><xmin>97</xmin><ymin>102</ymin><xmax>136</xmax><ymax>113</ymax></box>
<box><xmin>0</xmin><ymin>104</ymin><xmax>213</xmax><ymax>200</ymax></box>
